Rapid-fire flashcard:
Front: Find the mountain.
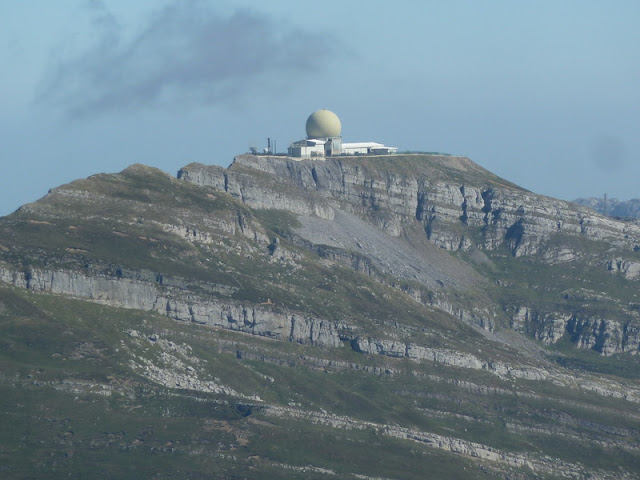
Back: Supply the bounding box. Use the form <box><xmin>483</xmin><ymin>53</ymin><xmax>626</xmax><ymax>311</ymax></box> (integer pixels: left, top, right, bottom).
<box><xmin>2</xmin><ymin>153</ymin><xmax>640</xmax><ymax>479</ymax></box>
<box><xmin>574</xmin><ymin>196</ymin><xmax>640</xmax><ymax>219</ymax></box>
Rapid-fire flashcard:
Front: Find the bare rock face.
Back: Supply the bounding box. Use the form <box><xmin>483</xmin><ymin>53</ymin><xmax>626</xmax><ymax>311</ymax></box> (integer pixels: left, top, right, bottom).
<box><xmin>178</xmin><ymin>162</ymin><xmax>335</xmax><ymax>220</ymax></box>
<box><xmin>511</xmin><ymin>306</ymin><xmax>640</xmax><ymax>355</ymax></box>
<box><xmin>177</xmin><ymin>154</ymin><xmax>640</xmax><ymax>356</ymax></box>
<box><xmin>5</xmin><ymin>156</ymin><xmax>640</xmax><ymax>359</ymax></box>
<box><xmin>0</xmin><ymin>265</ymin><xmax>343</xmax><ymax>348</ymax></box>
<box><xmin>511</xmin><ymin>308</ymin><xmax>570</xmax><ymax>345</ymax></box>
<box><xmin>180</xmin><ymin>155</ymin><xmax>640</xmax><ymax>258</ymax></box>
<box><xmin>608</xmin><ymin>258</ymin><xmax>640</xmax><ymax>279</ymax></box>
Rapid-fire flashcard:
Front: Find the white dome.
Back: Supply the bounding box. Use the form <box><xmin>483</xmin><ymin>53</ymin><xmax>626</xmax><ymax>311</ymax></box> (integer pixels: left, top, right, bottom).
<box><xmin>306</xmin><ymin>109</ymin><xmax>341</xmax><ymax>138</ymax></box>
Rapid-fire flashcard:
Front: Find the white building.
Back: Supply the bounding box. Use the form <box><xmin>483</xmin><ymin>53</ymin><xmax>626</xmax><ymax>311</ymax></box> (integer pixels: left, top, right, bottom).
<box><xmin>287</xmin><ymin>110</ymin><xmax>397</xmax><ymax>158</ymax></box>
<box><xmin>343</xmin><ymin>142</ymin><xmax>397</xmax><ymax>155</ymax></box>
<box><xmin>288</xmin><ymin>138</ymin><xmax>342</xmax><ymax>158</ymax></box>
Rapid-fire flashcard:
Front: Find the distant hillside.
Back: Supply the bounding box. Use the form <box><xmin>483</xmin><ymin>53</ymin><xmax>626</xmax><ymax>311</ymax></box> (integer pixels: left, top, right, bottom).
<box><xmin>574</xmin><ymin>196</ymin><xmax>640</xmax><ymax>219</ymax></box>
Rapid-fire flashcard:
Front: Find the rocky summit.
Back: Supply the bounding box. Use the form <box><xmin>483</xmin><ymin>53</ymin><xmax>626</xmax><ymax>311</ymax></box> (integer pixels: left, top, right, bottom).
<box><xmin>1</xmin><ymin>153</ymin><xmax>640</xmax><ymax>479</ymax></box>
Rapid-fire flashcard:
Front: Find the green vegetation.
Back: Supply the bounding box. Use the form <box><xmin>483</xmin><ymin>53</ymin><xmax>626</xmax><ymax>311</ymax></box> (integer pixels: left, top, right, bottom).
<box><xmin>551</xmin><ymin>339</ymin><xmax>640</xmax><ymax>379</ymax></box>
<box><xmin>2</xmin><ymin>285</ymin><xmax>640</xmax><ymax>478</ymax></box>
<box><xmin>253</xmin><ymin>208</ymin><xmax>302</xmax><ymax>237</ymax></box>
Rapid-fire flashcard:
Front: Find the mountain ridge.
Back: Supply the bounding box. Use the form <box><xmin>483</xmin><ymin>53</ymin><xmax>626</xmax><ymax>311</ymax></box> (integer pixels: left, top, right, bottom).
<box><xmin>574</xmin><ymin>196</ymin><xmax>640</xmax><ymax>219</ymax></box>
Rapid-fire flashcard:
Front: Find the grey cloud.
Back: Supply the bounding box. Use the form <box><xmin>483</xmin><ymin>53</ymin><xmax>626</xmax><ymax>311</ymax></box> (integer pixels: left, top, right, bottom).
<box><xmin>37</xmin><ymin>1</ymin><xmax>339</xmax><ymax>117</ymax></box>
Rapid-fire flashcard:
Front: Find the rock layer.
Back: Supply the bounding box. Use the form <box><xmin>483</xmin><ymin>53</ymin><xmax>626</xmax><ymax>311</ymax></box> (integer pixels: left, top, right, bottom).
<box><xmin>0</xmin><ymin>265</ymin><xmax>342</xmax><ymax>348</ymax></box>
<box><xmin>180</xmin><ymin>155</ymin><xmax>640</xmax><ymax>256</ymax></box>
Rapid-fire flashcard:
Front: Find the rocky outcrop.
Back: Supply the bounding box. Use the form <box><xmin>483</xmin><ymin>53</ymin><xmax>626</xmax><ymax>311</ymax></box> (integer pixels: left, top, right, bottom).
<box><xmin>156</xmin><ymin>213</ymin><xmax>271</xmax><ymax>247</ymax></box>
<box><xmin>176</xmin><ymin>155</ymin><xmax>640</xmax><ymax>355</ymax></box>
<box><xmin>0</xmin><ymin>265</ymin><xmax>343</xmax><ymax>348</ymax></box>
<box><xmin>511</xmin><ymin>307</ymin><xmax>570</xmax><ymax>345</ymax></box>
<box><xmin>126</xmin><ymin>330</ymin><xmax>262</xmax><ymax>400</ymax></box>
<box><xmin>0</xmin><ymin>264</ymin><xmax>590</xmax><ymax>386</ymax></box>
<box><xmin>351</xmin><ymin>336</ymin><xmax>549</xmax><ymax>381</ymax></box>
<box><xmin>235</xmin><ymin>331</ymin><xmax>640</xmax><ymax>404</ymax></box>
<box><xmin>180</xmin><ymin>155</ymin><xmax>640</xmax><ymax>257</ymax></box>
<box><xmin>566</xmin><ymin>316</ymin><xmax>632</xmax><ymax>356</ymax></box>
<box><xmin>263</xmin><ymin>404</ymin><xmax>634</xmax><ymax>480</ymax></box>
<box><xmin>608</xmin><ymin>257</ymin><xmax>640</xmax><ymax>279</ymax></box>
<box><xmin>178</xmin><ymin>163</ymin><xmax>335</xmax><ymax>221</ymax></box>
<box><xmin>512</xmin><ymin>306</ymin><xmax>640</xmax><ymax>355</ymax></box>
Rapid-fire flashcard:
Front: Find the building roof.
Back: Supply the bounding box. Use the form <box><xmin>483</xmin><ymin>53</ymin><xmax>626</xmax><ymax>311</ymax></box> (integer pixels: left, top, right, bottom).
<box><xmin>343</xmin><ymin>142</ymin><xmax>385</xmax><ymax>148</ymax></box>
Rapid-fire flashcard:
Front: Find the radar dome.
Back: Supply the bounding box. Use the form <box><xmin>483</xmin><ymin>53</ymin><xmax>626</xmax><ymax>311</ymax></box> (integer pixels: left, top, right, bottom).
<box><xmin>306</xmin><ymin>109</ymin><xmax>341</xmax><ymax>138</ymax></box>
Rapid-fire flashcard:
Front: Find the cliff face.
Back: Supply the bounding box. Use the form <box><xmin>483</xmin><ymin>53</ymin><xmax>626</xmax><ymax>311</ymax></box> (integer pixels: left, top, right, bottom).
<box><xmin>3</xmin><ymin>155</ymin><xmax>640</xmax><ymax>479</ymax></box>
<box><xmin>5</xmin><ymin>155</ymin><xmax>639</xmax><ymax>355</ymax></box>
<box><xmin>0</xmin><ymin>266</ymin><xmax>343</xmax><ymax>348</ymax></box>
<box><xmin>179</xmin><ymin>154</ymin><xmax>640</xmax><ymax>355</ymax></box>
<box><xmin>180</xmin><ymin>154</ymin><xmax>640</xmax><ymax>256</ymax></box>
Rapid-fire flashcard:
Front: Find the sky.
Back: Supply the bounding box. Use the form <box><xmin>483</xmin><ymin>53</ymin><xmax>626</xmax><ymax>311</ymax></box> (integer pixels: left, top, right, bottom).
<box><xmin>1</xmin><ymin>0</ymin><xmax>639</xmax><ymax>216</ymax></box>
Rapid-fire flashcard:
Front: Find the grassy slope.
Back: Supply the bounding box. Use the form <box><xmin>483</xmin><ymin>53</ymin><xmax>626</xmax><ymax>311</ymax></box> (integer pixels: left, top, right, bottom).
<box><xmin>2</xmin><ymin>285</ymin><xmax>640</xmax><ymax>479</ymax></box>
<box><xmin>0</xmin><ymin>286</ymin><xmax>503</xmax><ymax>480</ymax></box>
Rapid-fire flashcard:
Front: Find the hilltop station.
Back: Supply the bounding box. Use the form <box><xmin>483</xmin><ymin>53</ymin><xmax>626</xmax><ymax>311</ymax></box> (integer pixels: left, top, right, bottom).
<box><xmin>287</xmin><ymin>109</ymin><xmax>397</xmax><ymax>159</ymax></box>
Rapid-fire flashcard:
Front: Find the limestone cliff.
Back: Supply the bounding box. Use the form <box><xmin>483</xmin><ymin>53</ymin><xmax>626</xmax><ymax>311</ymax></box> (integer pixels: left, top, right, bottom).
<box><xmin>179</xmin><ymin>154</ymin><xmax>640</xmax><ymax>256</ymax></box>
<box><xmin>0</xmin><ymin>265</ymin><xmax>343</xmax><ymax>348</ymax></box>
<box><xmin>179</xmin><ymin>154</ymin><xmax>640</xmax><ymax>355</ymax></box>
